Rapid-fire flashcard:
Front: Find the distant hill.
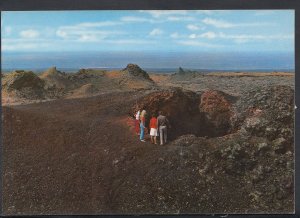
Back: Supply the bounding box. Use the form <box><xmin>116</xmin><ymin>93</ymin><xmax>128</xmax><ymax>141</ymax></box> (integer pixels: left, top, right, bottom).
<box><xmin>40</xmin><ymin>67</ymin><xmax>74</xmax><ymax>90</ymax></box>
<box><xmin>170</xmin><ymin>67</ymin><xmax>203</xmax><ymax>81</ymax></box>
<box><xmin>3</xmin><ymin>70</ymin><xmax>45</xmax><ymax>91</ymax></box>
<box><xmin>2</xmin><ymin>70</ymin><xmax>46</xmax><ymax>104</ymax></box>
<box><xmin>122</xmin><ymin>64</ymin><xmax>153</xmax><ymax>81</ymax></box>
<box><xmin>1</xmin><ymin>64</ymin><xmax>159</xmax><ymax>104</ymax></box>
<box><xmin>115</xmin><ymin>64</ymin><xmax>156</xmax><ymax>90</ymax></box>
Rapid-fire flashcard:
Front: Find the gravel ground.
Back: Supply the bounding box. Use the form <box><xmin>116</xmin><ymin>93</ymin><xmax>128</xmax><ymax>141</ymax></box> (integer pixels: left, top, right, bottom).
<box><xmin>2</xmin><ymin>73</ymin><xmax>295</xmax><ymax>215</ymax></box>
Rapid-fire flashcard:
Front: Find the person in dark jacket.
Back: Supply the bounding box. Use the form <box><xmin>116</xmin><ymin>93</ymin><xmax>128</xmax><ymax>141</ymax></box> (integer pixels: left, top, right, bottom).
<box><xmin>157</xmin><ymin>111</ymin><xmax>170</xmax><ymax>145</ymax></box>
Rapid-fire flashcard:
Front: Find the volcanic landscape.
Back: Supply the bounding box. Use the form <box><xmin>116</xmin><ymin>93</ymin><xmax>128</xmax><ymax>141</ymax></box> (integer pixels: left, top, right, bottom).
<box><xmin>2</xmin><ymin>64</ymin><xmax>295</xmax><ymax>214</ymax></box>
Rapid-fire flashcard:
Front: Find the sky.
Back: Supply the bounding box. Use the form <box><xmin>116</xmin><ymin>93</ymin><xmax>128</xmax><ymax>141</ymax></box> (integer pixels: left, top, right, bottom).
<box><xmin>1</xmin><ymin>10</ymin><xmax>295</xmax><ymax>53</ymax></box>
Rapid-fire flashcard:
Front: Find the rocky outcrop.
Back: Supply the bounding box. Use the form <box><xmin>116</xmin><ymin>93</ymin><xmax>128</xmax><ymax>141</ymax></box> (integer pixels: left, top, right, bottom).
<box><xmin>132</xmin><ymin>84</ymin><xmax>293</xmax><ymax>143</ymax></box>
<box><xmin>70</xmin><ymin>69</ymin><xmax>105</xmax><ymax>80</ymax></box>
<box><xmin>122</xmin><ymin>64</ymin><xmax>153</xmax><ymax>81</ymax></box>
<box><xmin>2</xmin><ymin>70</ymin><xmax>46</xmax><ymax>99</ymax></box>
<box><xmin>132</xmin><ymin>88</ymin><xmax>236</xmax><ymax>139</ymax></box>
<box><xmin>184</xmin><ymin>132</ymin><xmax>294</xmax><ymax>212</ymax></box>
<box><xmin>132</xmin><ymin>87</ymin><xmax>244</xmax><ymax>138</ymax></box>
<box><xmin>3</xmin><ymin>70</ymin><xmax>45</xmax><ymax>91</ymax></box>
<box><xmin>170</xmin><ymin>67</ymin><xmax>202</xmax><ymax>81</ymax></box>
<box><xmin>168</xmin><ymin>85</ymin><xmax>294</xmax><ymax>212</ymax></box>
<box><xmin>235</xmin><ymin>86</ymin><xmax>294</xmax><ymax>150</ymax></box>
<box><xmin>178</xmin><ymin>67</ymin><xmax>185</xmax><ymax>74</ymax></box>
<box><xmin>117</xmin><ymin>64</ymin><xmax>155</xmax><ymax>90</ymax></box>
<box><xmin>132</xmin><ymin>88</ymin><xmax>204</xmax><ymax>139</ymax></box>
<box><xmin>200</xmin><ymin>90</ymin><xmax>237</xmax><ymax>136</ymax></box>
<box><xmin>40</xmin><ymin>67</ymin><xmax>72</xmax><ymax>90</ymax></box>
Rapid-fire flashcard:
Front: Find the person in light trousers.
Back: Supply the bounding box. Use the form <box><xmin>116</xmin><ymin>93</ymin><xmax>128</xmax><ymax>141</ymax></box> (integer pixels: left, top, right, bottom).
<box><xmin>157</xmin><ymin>111</ymin><xmax>170</xmax><ymax>145</ymax></box>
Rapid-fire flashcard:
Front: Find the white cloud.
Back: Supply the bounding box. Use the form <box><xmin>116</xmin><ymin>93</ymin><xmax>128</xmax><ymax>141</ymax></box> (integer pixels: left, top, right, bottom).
<box><xmin>56</xmin><ymin>22</ymin><xmax>119</xmax><ymax>32</ymax></box>
<box><xmin>200</xmin><ymin>31</ymin><xmax>217</xmax><ymax>39</ymax></box>
<box><xmin>77</xmin><ymin>21</ymin><xmax>121</xmax><ymax>27</ymax></box>
<box><xmin>19</xmin><ymin>29</ymin><xmax>40</xmax><ymax>38</ymax></box>
<box><xmin>186</xmin><ymin>24</ymin><xmax>206</xmax><ymax>31</ymax></box>
<box><xmin>1</xmin><ymin>37</ymin><xmax>155</xmax><ymax>51</ymax></box>
<box><xmin>240</xmin><ymin>22</ymin><xmax>275</xmax><ymax>27</ymax></box>
<box><xmin>187</xmin><ymin>24</ymin><xmax>200</xmax><ymax>31</ymax></box>
<box><xmin>139</xmin><ymin>10</ymin><xmax>200</xmax><ymax>23</ymax></box>
<box><xmin>189</xmin><ymin>34</ymin><xmax>197</xmax><ymax>39</ymax></box>
<box><xmin>219</xmin><ymin>32</ymin><xmax>293</xmax><ymax>41</ymax></box>
<box><xmin>167</xmin><ymin>16</ymin><xmax>195</xmax><ymax>22</ymax></box>
<box><xmin>2</xmin><ymin>43</ymin><xmax>48</xmax><ymax>51</ymax></box>
<box><xmin>234</xmin><ymin>38</ymin><xmax>249</xmax><ymax>44</ymax></box>
<box><xmin>122</xmin><ymin>14</ymin><xmax>195</xmax><ymax>23</ymax></box>
<box><xmin>56</xmin><ymin>21</ymin><xmax>122</xmax><ymax>39</ymax></box>
<box><xmin>2</xmin><ymin>38</ymin><xmax>52</xmax><ymax>51</ymax></box>
<box><xmin>56</xmin><ymin>29</ymin><xmax>122</xmax><ymax>42</ymax></box>
<box><xmin>170</xmin><ymin>32</ymin><xmax>180</xmax><ymax>39</ymax></box>
<box><xmin>56</xmin><ymin>29</ymin><xmax>68</xmax><ymax>38</ymax></box>
<box><xmin>141</xmin><ymin>10</ymin><xmax>221</xmax><ymax>18</ymax></box>
<box><xmin>105</xmin><ymin>39</ymin><xmax>155</xmax><ymax>45</ymax></box>
<box><xmin>202</xmin><ymin>17</ymin><xmax>274</xmax><ymax>28</ymax></box>
<box><xmin>202</xmin><ymin>18</ymin><xmax>234</xmax><ymax>28</ymax></box>
<box><xmin>149</xmin><ymin>28</ymin><xmax>163</xmax><ymax>36</ymax></box>
<box><xmin>177</xmin><ymin>40</ymin><xmax>221</xmax><ymax>48</ymax></box>
<box><xmin>56</xmin><ymin>23</ymin><xmax>124</xmax><ymax>42</ymax></box>
<box><xmin>177</xmin><ymin>31</ymin><xmax>293</xmax><ymax>44</ymax></box>
<box><xmin>188</xmin><ymin>31</ymin><xmax>217</xmax><ymax>39</ymax></box>
<box><xmin>77</xmin><ymin>34</ymin><xmax>99</xmax><ymax>42</ymax></box>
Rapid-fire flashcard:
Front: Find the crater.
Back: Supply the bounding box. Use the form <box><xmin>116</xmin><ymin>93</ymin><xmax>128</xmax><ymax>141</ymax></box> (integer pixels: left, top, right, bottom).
<box><xmin>132</xmin><ymin>88</ymin><xmax>237</xmax><ymax>140</ymax></box>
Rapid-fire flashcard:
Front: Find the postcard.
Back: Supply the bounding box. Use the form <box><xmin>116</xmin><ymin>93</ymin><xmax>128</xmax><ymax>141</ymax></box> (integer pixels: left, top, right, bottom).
<box><xmin>1</xmin><ymin>10</ymin><xmax>295</xmax><ymax>215</ymax></box>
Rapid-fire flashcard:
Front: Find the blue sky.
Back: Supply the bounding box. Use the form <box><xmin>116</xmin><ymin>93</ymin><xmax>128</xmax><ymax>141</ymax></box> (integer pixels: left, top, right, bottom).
<box><xmin>1</xmin><ymin>10</ymin><xmax>294</xmax><ymax>53</ymax></box>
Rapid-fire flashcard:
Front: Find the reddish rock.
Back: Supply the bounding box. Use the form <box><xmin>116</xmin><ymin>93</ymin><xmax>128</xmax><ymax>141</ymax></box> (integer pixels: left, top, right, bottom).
<box><xmin>199</xmin><ymin>90</ymin><xmax>235</xmax><ymax>136</ymax></box>
<box><xmin>132</xmin><ymin>88</ymin><xmax>237</xmax><ymax>139</ymax></box>
<box><xmin>132</xmin><ymin>88</ymin><xmax>205</xmax><ymax>139</ymax></box>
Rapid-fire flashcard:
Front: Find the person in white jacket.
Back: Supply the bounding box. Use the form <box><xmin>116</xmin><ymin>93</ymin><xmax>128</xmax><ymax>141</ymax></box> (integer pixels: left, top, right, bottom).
<box><xmin>135</xmin><ymin>110</ymin><xmax>140</xmax><ymax>135</ymax></box>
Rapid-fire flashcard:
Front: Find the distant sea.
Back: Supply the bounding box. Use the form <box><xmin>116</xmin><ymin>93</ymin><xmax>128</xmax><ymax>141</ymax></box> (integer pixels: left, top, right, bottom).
<box><xmin>2</xmin><ymin>51</ymin><xmax>295</xmax><ymax>73</ymax></box>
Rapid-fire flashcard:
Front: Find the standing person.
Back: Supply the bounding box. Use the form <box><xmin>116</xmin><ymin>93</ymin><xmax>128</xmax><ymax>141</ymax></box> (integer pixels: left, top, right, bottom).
<box><xmin>140</xmin><ymin>109</ymin><xmax>146</xmax><ymax>142</ymax></box>
<box><xmin>135</xmin><ymin>110</ymin><xmax>140</xmax><ymax>135</ymax></box>
<box><xmin>141</xmin><ymin>109</ymin><xmax>146</xmax><ymax>120</ymax></box>
<box><xmin>157</xmin><ymin>111</ymin><xmax>170</xmax><ymax>145</ymax></box>
<box><xmin>149</xmin><ymin>113</ymin><xmax>158</xmax><ymax>145</ymax></box>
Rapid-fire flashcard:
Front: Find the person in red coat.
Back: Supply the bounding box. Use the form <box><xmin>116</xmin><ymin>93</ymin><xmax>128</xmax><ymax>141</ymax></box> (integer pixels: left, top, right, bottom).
<box><xmin>149</xmin><ymin>113</ymin><xmax>158</xmax><ymax>144</ymax></box>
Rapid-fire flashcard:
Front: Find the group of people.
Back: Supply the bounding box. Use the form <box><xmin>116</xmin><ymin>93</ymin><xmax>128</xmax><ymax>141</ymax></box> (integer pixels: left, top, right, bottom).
<box><xmin>134</xmin><ymin>109</ymin><xmax>170</xmax><ymax>145</ymax></box>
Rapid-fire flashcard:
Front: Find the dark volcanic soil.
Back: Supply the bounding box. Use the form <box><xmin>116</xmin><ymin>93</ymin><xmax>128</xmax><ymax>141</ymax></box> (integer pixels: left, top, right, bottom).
<box><xmin>2</xmin><ymin>65</ymin><xmax>295</xmax><ymax>215</ymax></box>
<box><xmin>3</xmin><ymin>91</ymin><xmax>150</xmax><ymax>214</ymax></box>
<box><xmin>3</xmin><ymin>85</ymin><xmax>294</xmax><ymax>214</ymax></box>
